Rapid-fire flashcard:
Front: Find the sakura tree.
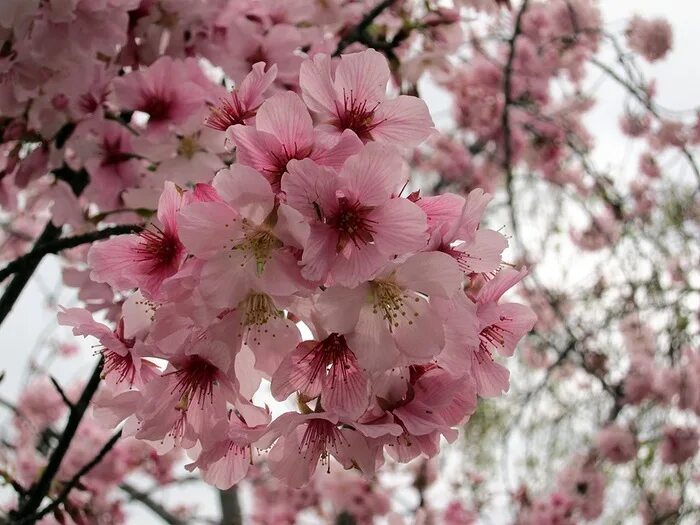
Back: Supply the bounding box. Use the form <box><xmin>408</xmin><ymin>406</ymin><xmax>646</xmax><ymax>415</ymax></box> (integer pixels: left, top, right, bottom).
<box><xmin>0</xmin><ymin>0</ymin><xmax>697</xmax><ymax>524</ymax></box>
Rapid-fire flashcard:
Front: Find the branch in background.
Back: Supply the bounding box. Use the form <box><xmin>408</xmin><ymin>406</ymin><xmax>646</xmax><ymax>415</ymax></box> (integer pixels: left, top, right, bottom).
<box><xmin>333</xmin><ymin>0</ymin><xmax>398</xmax><ymax>56</ymax></box>
<box><xmin>500</xmin><ymin>0</ymin><xmax>531</xmax><ymax>245</ymax></box>
<box><xmin>49</xmin><ymin>376</ymin><xmax>74</xmax><ymax>410</ymax></box>
<box><xmin>335</xmin><ymin>511</ymin><xmax>358</xmax><ymax>525</ymax></box>
<box><xmin>0</xmin><ymin>167</ymin><xmax>88</xmax><ymax>327</ymax></box>
<box><xmin>9</xmin><ymin>357</ymin><xmax>104</xmax><ymax>524</ymax></box>
<box><xmin>32</xmin><ymin>430</ymin><xmax>123</xmax><ymax>523</ymax></box>
<box><xmin>591</xmin><ymin>55</ymin><xmax>700</xmax><ymax>188</ymax></box>
<box><xmin>218</xmin><ymin>487</ymin><xmax>242</xmax><ymax>525</ymax></box>
<box><xmin>0</xmin><ymin>224</ymin><xmax>142</xmax><ymax>284</ymax></box>
<box><xmin>120</xmin><ymin>483</ymin><xmax>188</xmax><ymax>525</ymax></box>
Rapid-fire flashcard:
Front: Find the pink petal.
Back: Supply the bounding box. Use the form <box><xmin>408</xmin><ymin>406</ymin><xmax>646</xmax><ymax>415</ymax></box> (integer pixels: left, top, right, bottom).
<box><xmin>392</xmin><ymin>295</ymin><xmax>445</xmax><ymax>360</ymax></box>
<box><xmin>177</xmin><ymin>201</ymin><xmax>241</xmax><ymax>258</ymax></box>
<box><xmin>477</xmin><ymin>267</ymin><xmax>528</xmax><ymax>304</ymax></box>
<box><xmin>87</xmin><ymin>234</ymin><xmax>143</xmax><ymax>291</ymax></box>
<box><xmin>372</xmin><ymin>95</ymin><xmax>434</xmax><ymax>146</ymax></box>
<box><xmin>315</xmin><ymin>284</ymin><xmax>366</xmax><ymax>335</ymax></box>
<box><xmin>310</xmin><ymin>129</ymin><xmax>363</xmax><ymax>170</ymax></box>
<box><xmin>270</xmin><ymin>341</ymin><xmax>324</xmax><ymax>401</ymax></box>
<box><xmin>156</xmin><ymin>181</ymin><xmax>183</xmax><ymax>234</ymax></box>
<box><xmin>469</xmin><ymin>352</ymin><xmax>510</xmax><ymax>397</ymax></box>
<box><xmin>213</xmin><ymin>165</ymin><xmax>274</xmax><ymax>223</ymax></box>
<box><xmin>347</xmin><ymin>307</ymin><xmax>399</xmax><ymax>372</ymax></box>
<box><xmin>493</xmin><ymin>303</ymin><xmax>537</xmax><ymax>357</ymax></box>
<box><xmin>322</xmin><ymin>361</ymin><xmax>369</xmax><ymax>419</ymax></box>
<box><xmin>227</xmin><ymin>125</ymin><xmax>281</xmax><ymax>175</ymax></box>
<box><xmin>299</xmin><ymin>53</ymin><xmax>337</xmax><ymax>116</ymax></box>
<box><xmin>330</xmin><ymin>242</ymin><xmax>387</xmax><ymax>288</ymax></box>
<box><xmin>255</xmin><ymin>91</ymin><xmax>314</xmax><ymax>151</ymax></box>
<box><xmin>334</xmin><ymin>49</ymin><xmax>389</xmax><ymax>107</ymax></box>
<box><xmin>340</xmin><ymin>142</ymin><xmax>405</xmax><ymax>206</ymax></box>
<box><xmin>283</xmin><ymin>158</ymin><xmax>338</xmax><ymax>220</ymax></box>
<box><xmin>454</xmin><ymin>229</ymin><xmax>507</xmax><ymax>274</ymax></box>
<box><xmin>395</xmin><ymin>252</ymin><xmax>463</xmax><ymax>297</ymax></box>
<box><xmin>237</xmin><ymin>62</ymin><xmax>278</xmax><ymax>110</ymax></box>
<box><xmin>368</xmin><ymin>198</ymin><xmax>428</xmax><ymax>256</ymax></box>
<box><xmin>299</xmin><ymin>225</ymin><xmax>337</xmax><ymax>283</ymax></box>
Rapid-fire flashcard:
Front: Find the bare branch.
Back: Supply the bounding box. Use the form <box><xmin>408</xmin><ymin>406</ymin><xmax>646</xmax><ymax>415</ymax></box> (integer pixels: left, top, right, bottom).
<box><xmin>120</xmin><ymin>483</ymin><xmax>188</xmax><ymax>525</ymax></box>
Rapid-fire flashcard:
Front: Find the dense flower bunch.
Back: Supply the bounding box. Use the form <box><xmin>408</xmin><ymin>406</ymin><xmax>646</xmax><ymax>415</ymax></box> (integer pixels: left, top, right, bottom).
<box><xmin>1</xmin><ymin>0</ymin><xmax>699</xmax><ymax>523</ymax></box>
<box><xmin>57</xmin><ymin>48</ymin><xmax>534</xmax><ymax>489</ymax></box>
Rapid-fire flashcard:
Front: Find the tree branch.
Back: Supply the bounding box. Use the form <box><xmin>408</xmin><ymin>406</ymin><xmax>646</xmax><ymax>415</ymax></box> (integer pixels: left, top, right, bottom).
<box><xmin>0</xmin><ymin>224</ymin><xmax>142</xmax><ymax>284</ymax></box>
<box><xmin>120</xmin><ymin>483</ymin><xmax>187</xmax><ymax>525</ymax></box>
<box><xmin>501</xmin><ymin>0</ymin><xmax>531</xmax><ymax>245</ymax></box>
<box><xmin>0</xmin><ymin>167</ymin><xmax>89</xmax><ymax>327</ymax></box>
<box><xmin>10</xmin><ymin>357</ymin><xmax>104</xmax><ymax>524</ymax></box>
<box><xmin>333</xmin><ymin>0</ymin><xmax>397</xmax><ymax>56</ymax></box>
<box><xmin>218</xmin><ymin>487</ymin><xmax>242</xmax><ymax>525</ymax></box>
<box><xmin>31</xmin><ymin>430</ymin><xmax>123</xmax><ymax>523</ymax></box>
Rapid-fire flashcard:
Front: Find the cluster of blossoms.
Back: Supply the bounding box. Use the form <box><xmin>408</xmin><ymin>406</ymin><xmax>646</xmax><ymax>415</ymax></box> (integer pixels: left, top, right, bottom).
<box><xmin>1</xmin><ymin>0</ymin><xmax>699</xmax><ymax>523</ymax></box>
<box><xmin>56</xmin><ymin>48</ymin><xmax>535</xmax><ymax>489</ymax></box>
<box><xmin>246</xmin><ymin>457</ymin><xmax>479</xmax><ymax>524</ymax></box>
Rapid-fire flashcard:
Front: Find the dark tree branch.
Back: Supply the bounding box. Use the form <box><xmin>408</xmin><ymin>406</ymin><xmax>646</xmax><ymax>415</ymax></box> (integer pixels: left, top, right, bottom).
<box><xmin>333</xmin><ymin>0</ymin><xmax>398</xmax><ymax>56</ymax></box>
<box><xmin>49</xmin><ymin>376</ymin><xmax>74</xmax><ymax>410</ymax></box>
<box><xmin>500</xmin><ymin>0</ymin><xmax>531</xmax><ymax>245</ymax></box>
<box><xmin>120</xmin><ymin>483</ymin><xmax>187</xmax><ymax>525</ymax></box>
<box><xmin>31</xmin><ymin>430</ymin><xmax>123</xmax><ymax>523</ymax></box>
<box><xmin>0</xmin><ymin>224</ymin><xmax>142</xmax><ymax>284</ymax></box>
<box><xmin>335</xmin><ymin>511</ymin><xmax>358</xmax><ymax>525</ymax></box>
<box><xmin>10</xmin><ymin>357</ymin><xmax>104</xmax><ymax>524</ymax></box>
<box><xmin>218</xmin><ymin>487</ymin><xmax>242</xmax><ymax>525</ymax></box>
<box><xmin>0</xmin><ymin>167</ymin><xmax>88</xmax><ymax>327</ymax></box>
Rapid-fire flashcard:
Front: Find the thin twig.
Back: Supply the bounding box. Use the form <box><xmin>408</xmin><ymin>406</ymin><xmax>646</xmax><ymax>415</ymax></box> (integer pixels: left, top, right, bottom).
<box><xmin>120</xmin><ymin>483</ymin><xmax>188</xmax><ymax>525</ymax></box>
<box><xmin>31</xmin><ymin>430</ymin><xmax>123</xmax><ymax>523</ymax></box>
<box><xmin>49</xmin><ymin>376</ymin><xmax>74</xmax><ymax>410</ymax></box>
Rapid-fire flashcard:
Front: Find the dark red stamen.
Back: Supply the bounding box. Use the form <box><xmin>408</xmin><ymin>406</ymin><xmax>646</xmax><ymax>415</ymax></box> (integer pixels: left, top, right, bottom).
<box><xmin>328</xmin><ymin>196</ymin><xmax>376</xmax><ymax>252</ymax></box>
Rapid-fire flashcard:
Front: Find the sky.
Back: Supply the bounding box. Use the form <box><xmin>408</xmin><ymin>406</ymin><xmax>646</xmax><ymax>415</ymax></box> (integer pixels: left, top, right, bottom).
<box><xmin>1</xmin><ymin>2</ymin><xmax>699</xmax><ymax>523</ymax></box>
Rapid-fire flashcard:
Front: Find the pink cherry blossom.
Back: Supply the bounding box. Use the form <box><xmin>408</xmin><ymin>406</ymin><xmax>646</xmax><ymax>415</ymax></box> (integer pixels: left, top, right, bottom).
<box><xmin>300</xmin><ymin>49</ymin><xmax>434</xmax><ymax>146</ymax></box>
<box><xmin>229</xmin><ymin>91</ymin><xmax>362</xmax><ymax>190</ymax></box>
<box><xmin>283</xmin><ymin>143</ymin><xmax>428</xmax><ymax>287</ymax></box>
<box><xmin>88</xmin><ymin>181</ymin><xmax>186</xmax><ymax>299</ymax></box>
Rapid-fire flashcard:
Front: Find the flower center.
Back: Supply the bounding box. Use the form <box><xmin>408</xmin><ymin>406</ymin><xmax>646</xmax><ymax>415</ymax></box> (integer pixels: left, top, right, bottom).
<box><xmin>232</xmin><ymin>223</ymin><xmax>282</xmax><ymax>275</ymax></box>
<box><xmin>206</xmin><ymin>93</ymin><xmax>257</xmax><ymax>131</ymax></box>
<box><xmin>478</xmin><ymin>319</ymin><xmax>512</xmax><ymax>355</ymax></box>
<box><xmin>303</xmin><ymin>333</ymin><xmax>356</xmax><ymax>388</ymax></box>
<box><xmin>328</xmin><ymin>196</ymin><xmax>376</xmax><ymax>252</ymax></box>
<box><xmin>168</xmin><ymin>356</ymin><xmax>219</xmax><ymax>409</ymax></box>
<box><xmin>102</xmin><ymin>349</ymin><xmax>137</xmax><ymax>385</ymax></box>
<box><xmin>135</xmin><ymin>225</ymin><xmax>182</xmax><ymax>270</ymax></box>
<box><xmin>177</xmin><ymin>135</ymin><xmax>199</xmax><ymax>159</ymax></box>
<box><xmin>299</xmin><ymin>419</ymin><xmax>346</xmax><ymax>470</ymax></box>
<box><xmin>139</xmin><ymin>89</ymin><xmax>173</xmax><ymax>123</ymax></box>
<box><xmin>263</xmin><ymin>143</ymin><xmax>313</xmax><ymax>190</ymax></box>
<box><xmin>101</xmin><ymin>135</ymin><xmax>132</xmax><ymax>166</ymax></box>
<box><xmin>370</xmin><ymin>279</ymin><xmax>424</xmax><ymax>332</ymax></box>
<box><xmin>240</xmin><ymin>293</ymin><xmax>282</xmax><ymax>327</ymax></box>
<box><xmin>334</xmin><ymin>89</ymin><xmax>383</xmax><ymax>140</ymax></box>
